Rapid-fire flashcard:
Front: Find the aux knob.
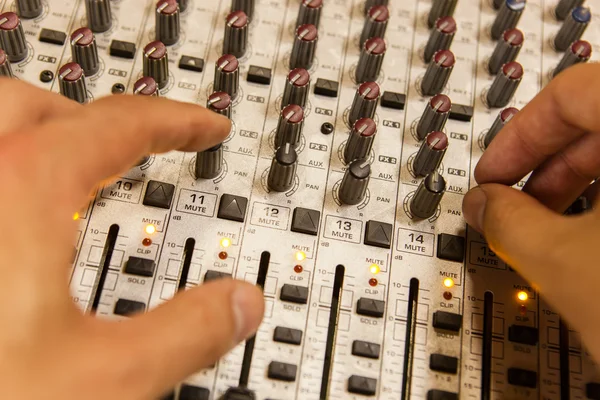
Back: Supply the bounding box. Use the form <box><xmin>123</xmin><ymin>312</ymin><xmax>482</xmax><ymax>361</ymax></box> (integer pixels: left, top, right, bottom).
<box><xmin>344</xmin><ymin>118</ymin><xmax>377</xmax><ymax>164</ymax></box>
<box><xmin>223</xmin><ymin>11</ymin><xmax>249</xmax><ymax>59</ymax></box>
<box><xmin>268</xmin><ymin>144</ymin><xmax>298</xmax><ymax>192</ymax></box>
<box><xmin>554</xmin><ymin>7</ymin><xmax>590</xmax><ymax>52</ymax></box>
<box><xmin>360</xmin><ymin>5</ymin><xmax>389</xmax><ymax>49</ymax></box>
<box><xmin>16</xmin><ymin>0</ymin><xmax>43</xmax><ymax>19</ymax></box>
<box><xmin>0</xmin><ymin>12</ymin><xmax>28</xmax><ymax>63</ymax></box>
<box><xmin>356</xmin><ymin>37</ymin><xmax>386</xmax><ymax>83</ymax></box>
<box><xmin>214</xmin><ymin>54</ymin><xmax>240</xmax><ymax>100</ymax></box>
<box><xmin>488</xmin><ymin>28</ymin><xmax>523</xmax><ymax>75</ymax></box>
<box><xmin>554</xmin><ymin>40</ymin><xmax>591</xmax><ymax>77</ymax></box>
<box><xmin>290</xmin><ymin>24</ymin><xmax>318</xmax><ymax>70</ymax></box>
<box><xmin>196</xmin><ymin>144</ymin><xmax>224</xmax><ymax>179</ymax></box>
<box><xmin>297</xmin><ymin>0</ymin><xmax>323</xmax><ymax>28</ymax></box>
<box><xmin>491</xmin><ymin>0</ymin><xmax>526</xmax><ymax>41</ymax></box>
<box><xmin>71</xmin><ymin>28</ymin><xmax>100</xmax><ymax>76</ymax></box>
<box><xmin>133</xmin><ymin>76</ymin><xmax>159</xmax><ymax>96</ymax></box>
<box><xmin>156</xmin><ymin>0</ymin><xmax>180</xmax><ymax>46</ymax></box>
<box><xmin>349</xmin><ymin>81</ymin><xmax>380</xmax><ymax>127</ymax></box>
<box><xmin>58</xmin><ymin>62</ymin><xmax>88</xmax><ymax>104</ymax></box>
<box><xmin>281</xmin><ymin>68</ymin><xmax>310</xmax><ymax>109</ymax></box>
<box><xmin>424</xmin><ymin>16</ymin><xmax>456</xmax><ymax>63</ymax></box>
<box><xmin>413</xmin><ymin>131</ymin><xmax>448</xmax><ymax>177</ymax></box>
<box><xmin>207</xmin><ymin>91</ymin><xmax>232</xmax><ymax>119</ymax></box>
<box><xmin>416</xmin><ymin>94</ymin><xmax>451</xmax><ymax>140</ymax></box>
<box><xmin>0</xmin><ymin>48</ymin><xmax>13</xmax><ymax>78</ymax></box>
<box><xmin>555</xmin><ymin>0</ymin><xmax>584</xmax><ymax>21</ymax></box>
<box><xmin>428</xmin><ymin>0</ymin><xmax>458</xmax><ymax>28</ymax></box>
<box><xmin>484</xmin><ymin>107</ymin><xmax>518</xmax><ymax>148</ymax></box>
<box><xmin>339</xmin><ymin>159</ymin><xmax>371</xmax><ymax>205</ymax></box>
<box><xmin>410</xmin><ymin>171</ymin><xmax>446</xmax><ymax>219</ymax></box>
<box><xmin>364</xmin><ymin>0</ymin><xmax>389</xmax><ymax>14</ymax></box>
<box><xmin>85</xmin><ymin>0</ymin><xmax>112</xmax><ymax>33</ymax></box>
<box><xmin>231</xmin><ymin>0</ymin><xmax>255</xmax><ymax>22</ymax></box>
<box><xmin>275</xmin><ymin>104</ymin><xmax>305</xmax><ymax>148</ymax></box>
<box><xmin>487</xmin><ymin>61</ymin><xmax>523</xmax><ymax>108</ymax></box>
<box><xmin>421</xmin><ymin>50</ymin><xmax>454</xmax><ymax>96</ymax></box>
<box><xmin>143</xmin><ymin>41</ymin><xmax>169</xmax><ymax>90</ymax></box>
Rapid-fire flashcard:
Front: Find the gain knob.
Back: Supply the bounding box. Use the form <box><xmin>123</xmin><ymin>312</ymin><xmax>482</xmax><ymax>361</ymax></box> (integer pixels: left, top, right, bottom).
<box><xmin>196</xmin><ymin>144</ymin><xmax>224</xmax><ymax>179</ymax></box>
<box><xmin>487</xmin><ymin>61</ymin><xmax>523</xmax><ymax>108</ymax></box>
<box><xmin>143</xmin><ymin>41</ymin><xmax>169</xmax><ymax>90</ymax></box>
<box><xmin>214</xmin><ymin>54</ymin><xmax>240</xmax><ymax>100</ymax></box>
<box><xmin>416</xmin><ymin>94</ymin><xmax>451</xmax><ymax>140</ymax></box>
<box><xmin>156</xmin><ymin>0</ymin><xmax>180</xmax><ymax>46</ymax></box>
<box><xmin>275</xmin><ymin>104</ymin><xmax>305</xmax><ymax>148</ymax></box>
<box><xmin>71</xmin><ymin>27</ymin><xmax>100</xmax><ymax>76</ymax></box>
<box><xmin>421</xmin><ymin>50</ymin><xmax>454</xmax><ymax>96</ymax></box>
<box><xmin>207</xmin><ymin>91</ymin><xmax>232</xmax><ymax>118</ymax></box>
<box><xmin>364</xmin><ymin>0</ymin><xmax>388</xmax><ymax>14</ymax></box>
<box><xmin>491</xmin><ymin>0</ymin><xmax>526</xmax><ymax>41</ymax></box>
<box><xmin>297</xmin><ymin>0</ymin><xmax>323</xmax><ymax>28</ymax></box>
<box><xmin>349</xmin><ymin>81</ymin><xmax>380</xmax><ymax>127</ymax></box>
<box><xmin>344</xmin><ymin>118</ymin><xmax>377</xmax><ymax>164</ymax></box>
<box><xmin>484</xmin><ymin>107</ymin><xmax>518</xmax><ymax>148</ymax></box>
<box><xmin>488</xmin><ymin>28</ymin><xmax>523</xmax><ymax>74</ymax></box>
<box><xmin>428</xmin><ymin>0</ymin><xmax>458</xmax><ymax>28</ymax></box>
<box><xmin>360</xmin><ymin>5</ymin><xmax>389</xmax><ymax>48</ymax></box>
<box><xmin>281</xmin><ymin>68</ymin><xmax>310</xmax><ymax>109</ymax></box>
<box><xmin>133</xmin><ymin>76</ymin><xmax>159</xmax><ymax>96</ymax></box>
<box><xmin>554</xmin><ymin>40</ymin><xmax>591</xmax><ymax>77</ymax></box>
<box><xmin>223</xmin><ymin>11</ymin><xmax>249</xmax><ymax>59</ymax></box>
<box><xmin>339</xmin><ymin>159</ymin><xmax>371</xmax><ymax>205</ymax></box>
<box><xmin>424</xmin><ymin>16</ymin><xmax>456</xmax><ymax>63</ymax></box>
<box><xmin>413</xmin><ymin>131</ymin><xmax>448</xmax><ymax>177</ymax></box>
<box><xmin>554</xmin><ymin>7</ymin><xmax>591</xmax><ymax>52</ymax></box>
<box><xmin>290</xmin><ymin>24</ymin><xmax>318</xmax><ymax>70</ymax></box>
<box><xmin>0</xmin><ymin>48</ymin><xmax>14</xmax><ymax>78</ymax></box>
<box><xmin>85</xmin><ymin>0</ymin><xmax>112</xmax><ymax>33</ymax></box>
<box><xmin>0</xmin><ymin>12</ymin><xmax>28</xmax><ymax>62</ymax></box>
<box><xmin>268</xmin><ymin>144</ymin><xmax>298</xmax><ymax>192</ymax></box>
<box><xmin>355</xmin><ymin>37</ymin><xmax>386</xmax><ymax>83</ymax></box>
<box><xmin>231</xmin><ymin>0</ymin><xmax>255</xmax><ymax>22</ymax></box>
<box><xmin>555</xmin><ymin>0</ymin><xmax>584</xmax><ymax>21</ymax></box>
<box><xmin>410</xmin><ymin>171</ymin><xmax>446</xmax><ymax>219</ymax></box>
<box><xmin>16</xmin><ymin>0</ymin><xmax>43</xmax><ymax>19</ymax></box>
<box><xmin>58</xmin><ymin>62</ymin><xmax>88</xmax><ymax>104</ymax></box>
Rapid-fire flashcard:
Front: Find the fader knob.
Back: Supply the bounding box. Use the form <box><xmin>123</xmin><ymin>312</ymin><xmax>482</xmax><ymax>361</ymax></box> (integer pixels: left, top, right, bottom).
<box><xmin>484</xmin><ymin>107</ymin><xmax>518</xmax><ymax>148</ymax></box>
<box><xmin>176</xmin><ymin>0</ymin><xmax>188</xmax><ymax>13</ymax></box>
<box><xmin>268</xmin><ymin>144</ymin><xmax>298</xmax><ymax>192</ymax></box>
<box><xmin>275</xmin><ymin>104</ymin><xmax>305</xmax><ymax>148</ymax></box>
<box><xmin>488</xmin><ymin>28</ymin><xmax>523</xmax><ymax>74</ymax></box>
<box><xmin>297</xmin><ymin>0</ymin><xmax>323</xmax><ymax>28</ymax></box>
<box><xmin>281</xmin><ymin>68</ymin><xmax>310</xmax><ymax>109</ymax></box>
<box><xmin>214</xmin><ymin>54</ymin><xmax>239</xmax><ymax>100</ymax></box>
<box><xmin>554</xmin><ymin>7</ymin><xmax>590</xmax><ymax>52</ymax></box>
<box><xmin>290</xmin><ymin>24</ymin><xmax>318</xmax><ymax>70</ymax></box>
<box><xmin>58</xmin><ymin>62</ymin><xmax>88</xmax><ymax>104</ymax></box>
<box><xmin>344</xmin><ymin>118</ymin><xmax>377</xmax><ymax>164</ymax></box>
<box><xmin>487</xmin><ymin>61</ymin><xmax>523</xmax><ymax>108</ymax></box>
<box><xmin>413</xmin><ymin>131</ymin><xmax>448</xmax><ymax>177</ymax></box>
<box><xmin>555</xmin><ymin>0</ymin><xmax>584</xmax><ymax>21</ymax></box>
<box><xmin>223</xmin><ymin>11</ymin><xmax>249</xmax><ymax>59</ymax></box>
<box><xmin>0</xmin><ymin>12</ymin><xmax>28</xmax><ymax>62</ymax></box>
<box><xmin>410</xmin><ymin>171</ymin><xmax>446</xmax><ymax>219</ymax></box>
<box><xmin>416</xmin><ymin>94</ymin><xmax>451</xmax><ymax>140</ymax></box>
<box><xmin>349</xmin><ymin>81</ymin><xmax>380</xmax><ymax>127</ymax></box>
<box><xmin>133</xmin><ymin>76</ymin><xmax>159</xmax><ymax>96</ymax></box>
<box><xmin>0</xmin><ymin>48</ymin><xmax>13</xmax><ymax>77</ymax></box>
<box><xmin>71</xmin><ymin>28</ymin><xmax>99</xmax><ymax>77</ymax></box>
<box><xmin>491</xmin><ymin>0</ymin><xmax>526</xmax><ymax>40</ymax></box>
<box><xmin>553</xmin><ymin>40</ymin><xmax>591</xmax><ymax>77</ymax></box>
<box><xmin>421</xmin><ymin>50</ymin><xmax>454</xmax><ymax>96</ymax></box>
<box><xmin>355</xmin><ymin>37</ymin><xmax>386</xmax><ymax>83</ymax></box>
<box><xmin>207</xmin><ymin>91</ymin><xmax>232</xmax><ymax>118</ymax></box>
<box><xmin>360</xmin><ymin>6</ymin><xmax>389</xmax><ymax>48</ymax></box>
<box><xmin>156</xmin><ymin>0</ymin><xmax>180</xmax><ymax>46</ymax></box>
<box><xmin>339</xmin><ymin>159</ymin><xmax>371</xmax><ymax>205</ymax></box>
<box><xmin>85</xmin><ymin>0</ymin><xmax>112</xmax><ymax>33</ymax></box>
<box><xmin>196</xmin><ymin>144</ymin><xmax>223</xmax><ymax>179</ymax></box>
<box><xmin>231</xmin><ymin>0</ymin><xmax>255</xmax><ymax>22</ymax></box>
<box><xmin>16</xmin><ymin>0</ymin><xmax>43</xmax><ymax>19</ymax></box>
<box><xmin>364</xmin><ymin>0</ymin><xmax>389</xmax><ymax>14</ymax></box>
<box><xmin>143</xmin><ymin>41</ymin><xmax>169</xmax><ymax>90</ymax></box>
<box><xmin>424</xmin><ymin>16</ymin><xmax>456</xmax><ymax>63</ymax></box>
<box><xmin>428</xmin><ymin>0</ymin><xmax>458</xmax><ymax>28</ymax></box>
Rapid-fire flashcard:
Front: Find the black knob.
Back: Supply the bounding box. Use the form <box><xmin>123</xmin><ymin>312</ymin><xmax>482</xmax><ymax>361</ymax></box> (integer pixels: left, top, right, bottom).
<box><xmin>223</xmin><ymin>11</ymin><xmax>249</xmax><ymax>59</ymax></box>
<box><xmin>156</xmin><ymin>0</ymin><xmax>180</xmax><ymax>46</ymax></box>
<box><xmin>360</xmin><ymin>5</ymin><xmax>389</xmax><ymax>49</ymax></box>
<box><xmin>268</xmin><ymin>144</ymin><xmax>298</xmax><ymax>192</ymax></box>
<box><xmin>0</xmin><ymin>12</ymin><xmax>28</xmax><ymax>62</ymax></box>
<box><xmin>356</xmin><ymin>37</ymin><xmax>386</xmax><ymax>83</ymax></box>
<box><xmin>554</xmin><ymin>39</ymin><xmax>591</xmax><ymax>77</ymax></box>
<box><xmin>487</xmin><ymin>61</ymin><xmax>523</xmax><ymax>108</ymax></box>
<box><xmin>275</xmin><ymin>104</ymin><xmax>305</xmax><ymax>148</ymax></box>
<box><xmin>339</xmin><ymin>159</ymin><xmax>371</xmax><ymax>205</ymax></box>
<box><xmin>555</xmin><ymin>0</ymin><xmax>584</xmax><ymax>21</ymax></box>
<box><xmin>424</xmin><ymin>16</ymin><xmax>456</xmax><ymax>63</ymax></box>
<box><xmin>133</xmin><ymin>76</ymin><xmax>159</xmax><ymax>96</ymax></box>
<box><xmin>344</xmin><ymin>118</ymin><xmax>377</xmax><ymax>164</ymax></box>
<box><xmin>413</xmin><ymin>131</ymin><xmax>448</xmax><ymax>177</ymax></box>
<box><xmin>207</xmin><ymin>91</ymin><xmax>232</xmax><ymax>119</ymax></box>
<box><xmin>143</xmin><ymin>41</ymin><xmax>169</xmax><ymax>90</ymax></box>
<box><xmin>364</xmin><ymin>0</ymin><xmax>389</xmax><ymax>14</ymax></box>
<box><xmin>282</xmin><ymin>68</ymin><xmax>310</xmax><ymax>109</ymax></box>
<box><xmin>290</xmin><ymin>24</ymin><xmax>318</xmax><ymax>70</ymax></box>
<box><xmin>428</xmin><ymin>0</ymin><xmax>458</xmax><ymax>28</ymax></box>
<box><xmin>85</xmin><ymin>0</ymin><xmax>112</xmax><ymax>33</ymax></box>
<box><xmin>71</xmin><ymin>27</ymin><xmax>100</xmax><ymax>77</ymax></box>
<box><xmin>421</xmin><ymin>50</ymin><xmax>454</xmax><ymax>96</ymax></box>
<box><xmin>176</xmin><ymin>0</ymin><xmax>188</xmax><ymax>12</ymax></box>
<box><xmin>16</xmin><ymin>0</ymin><xmax>43</xmax><ymax>19</ymax></box>
<box><xmin>58</xmin><ymin>62</ymin><xmax>88</xmax><ymax>104</ymax></box>
<box><xmin>196</xmin><ymin>144</ymin><xmax>224</xmax><ymax>179</ymax></box>
<box><xmin>0</xmin><ymin>48</ymin><xmax>13</xmax><ymax>77</ymax></box>
<box><xmin>416</xmin><ymin>94</ymin><xmax>451</xmax><ymax>140</ymax></box>
<box><xmin>231</xmin><ymin>0</ymin><xmax>255</xmax><ymax>21</ymax></box>
<box><xmin>297</xmin><ymin>0</ymin><xmax>323</xmax><ymax>28</ymax></box>
<box><xmin>488</xmin><ymin>28</ymin><xmax>523</xmax><ymax>74</ymax></box>
<box><xmin>410</xmin><ymin>171</ymin><xmax>446</xmax><ymax>219</ymax></box>
<box><xmin>554</xmin><ymin>6</ymin><xmax>591</xmax><ymax>52</ymax></box>
<box><xmin>491</xmin><ymin>0</ymin><xmax>526</xmax><ymax>41</ymax></box>
<box><xmin>214</xmin><ymin>54</ymin><xmax>240</xmax><ymax>100</ymax></box>
<box><xmin>349</xmin><ymin>81</ymin><xmax>380</xmax><ymax>127</ymax></box>
<box><xmin>484</xmin><ymin>107</ymin><xmax>518</xmax><ymax>148</ymax></box>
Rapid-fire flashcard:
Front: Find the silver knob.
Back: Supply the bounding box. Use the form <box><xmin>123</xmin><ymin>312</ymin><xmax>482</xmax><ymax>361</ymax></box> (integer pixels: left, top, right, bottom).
<box><xmin>297</xmin><ymin>0</ymin><xmax>323</xmax><ymax>28</ymax></box>
<box><xmin>156</xmin><ymin>0</ymin><xmax>180</xmax><ymax>46</ymax></box>
<box><xmin>421</xmin><ymin>50</ymin><xmax>454</xmax><ymax>96</ymax></box>
<box><xmin>143</xmin><ymin>40</ymin><xmax>169</xmax><ymax>90</ymax></box>
<box><xmin>416</xmin><ymin>94</ymin><xmax>451</xmax><ymax>140</ymax></box>
<box><xmin>364</xmin><ymin>0</ymin><xmax>389</xmax><ymax>14</ymax></box>
<box><xmin>484</xmin><ymin>107</ymin><xmax>518</xmax><ymax>148</ymax></box>
<box><xmin>207</xmin><ymin>91</ymin><xmax>232</xmax><ymax>119</ymax></box>
<box><xmin>555</xmin><ymin>0</ymin><xmax>584</xmax><ymax>21</ymax></box>
<box><xmin>176</xmin><ymin>0</ymin><xmax>188</xmax><ymax>13</ymax></box>
<box><xmin>85</xmin><ymin>0</ymin><xmax>112</xmax><ymax>33</ymax></box>
<box><xmin>487</xmin><ymin>61</ymin><xmax>523</xmax><ymax>108</ymax></box>
<box><xmin>413</xmin><ymin>131</ymin><xmax>448</xmax><ymax>177</ymax></box>
<box><xmin>282</xmin><ymin>68</ymin><xmax>310</xmax><ymax>109</ymax></box>
<box><xmin>428</xmin><ymin>0</ymin><xmax>458</xmax><ymax>28</ymax></box>
<box><xmin>58</xmin><ymin>62</ymin><xmax>88</xmax><ymax>104</ymax></box>
<box><xmin>0</xmin><ymin>48</ymin><xmax>14</xmax><ymax>77</ymax></box>
<box><xmin>133</xmin><ymin>76</ymin><xmax>159</xmax><ymax>96</ymax></box>
<box><xmin>554</xmin><ymin>6</ymin><xmax>591</xmax><ymax>52</ymax></box>
<box><xmin>214</xmin><ymin>54</ymin><xmax>240</xmax><ymax>100</ymax></box>
<box><xmin>268</xmin><ymin>144</ymin><xmax>298</xmax><ymax>192</ymax></box>
<box><xmin>349</xmin><ymin>81</ymin><xmax>380</xmax><ymax>127</ymax></box>
<box><xmin>488</xmin><ymin>28</ymin><xmax>523</xmax><ymax>75</ymax></box>
<box><xmin>410</xmin><ymin>171</ymin><xmax>446</xmax><ymax>219</ymax></box>
<box><xmin>71</xmin><ymin>27</ymin><xmax>100</xmax><ymax>77</ymax></box>
<box><xmin>231</xmin><ymin>0</ymin><xmax>255</xmax><ymax>22</ymax></box>
<box><xmin>360</xmin><ymin>5</ymin><xmax>389</xmax><ymax>49</ymax></box>
<box><xmin>424</xmin><ymin>16</ymin><xmax>456</xmax><ymax>63</ymax></box>
<box><xmin>0</xmin><ymin>12</ymin><xmax>28</xmax><ymax>62</ymax></box>
<box><xmin>344</xmin><ymin>118</ymin><xmax>377</xmax><ymax>164</ymax></box>
<box><xmin>554</xmin><ymin>39</ymin><xmax>591</xmax><ymax>77</ymax></box>
<box><xmin>196</xmin><ymin>144</ymin><xmax>224</xmax><ymax>179</ymax></box>
<box><xmin>356</xmin><ymin>37</ymin><xmax>386</xmax><ymax>83</ymax></box>
<box><xmin>491</xmin><ymin>0</ymin><xmax>526</xmax><ymax>41</ymax></box>
<box><xmin>290</xmin><ymin>24</ymin><xmax>318</xmax><ymax>70</ymax></box>
<box><xmin>275</xmin><ymin>104</ymin><xmax>305</xmax><ymax>148</ymax></box>
<box><xmin>339</xmin><ymin>159</ymin><xmax>371</xmax><ymax>205</ymax></box>
<box><xmin>16</xmin><ymin>0</ymin><xmax>43</xmax><ymax>19</ymax></box>
<box><xmin>223</xmin><ymin>11</ymin><xmax>249</xmax><ymax>59</ymax></box>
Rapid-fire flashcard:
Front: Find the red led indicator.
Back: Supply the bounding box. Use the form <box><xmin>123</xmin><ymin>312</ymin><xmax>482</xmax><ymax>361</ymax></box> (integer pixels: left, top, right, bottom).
<box><xmin>218</xmin><ymin>251</ymin><xmax>228</xmax><ymax>260</ymax></box>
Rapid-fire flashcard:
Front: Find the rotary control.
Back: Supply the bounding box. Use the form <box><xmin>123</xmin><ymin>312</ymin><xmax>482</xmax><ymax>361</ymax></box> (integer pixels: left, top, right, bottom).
<box><xmin>275</xmin><ymin>104</ymin><xmax>305</xmax><ymax>148</ymax></box>
<box><xmin>555</xmin><ymin>0</ymin><xmax>584</xmax><ymax>21</ymax></box>
<box><xmin>360</xmin><ymin>6</ymin><xmax>389</xmax><ymax>49</ymax></box>
<box><xmin>196</xmin><ymin>144</ymin><xmax>224</xmax><ymax>180</ymax></box>
<box><xmin>0</xmin><ymin>12</ymin><xmax>28</xmax><ymax>62</ymax></box>
<box><xmin>428</xmin><ymin>0</ymin><xmax>458</xmax><ymax>28</ymax></box>
<box><xmin>156</xmin><ymin>0</ymin><xmax>180</xmax><ymax>46</ymax></box>
<box><xmin>416</xmin><ymin>94</ymin><xmax>451</xmax><ymax>140</ymax></box>
<box><xmin>143</xmin><ymin>41</ymin><xmax>169</xmax><ymax>90</ymax></box>
<box><xmin>281</xmin><ymin>68</ymin><xmax>310</xmax><ymax>109</ymax></box>
<box><xmin>214</xmin><ymin>54</ymin><xmax>240</xmax><ymax>100</ymax></box>
<box><xmin>424</xmin><ymin>16</ymin><xmax>456</xmax><ymax>63</ymax></box>
<box><xmin>413</xmin><ymin>131</ymin><xmax>448</xmax><ymax>177</ymax></box>
<box><xmin>231</xmin><ymin>0</ymin><xmax>255</xmax><ymax>22</ymax></box>
<box><xmin>349</xmin><ymin>81</ymin><xmax>380</xmax><ymax>127</ymax></box>
<box><xmin>133</xmin><ymin>76</ymin><xmax>159</xmax><ymax>96</ymax></box>
<box><xmin>491</xmin><ymin>0</ymin><xmax>526</xmax><ymax>40</ymax></box>
<box><xmin>207</xmin><ymin>91</ymin><xmax>232</xmax><ymax>118</ymax></box>
<box><xmin>344</xmin><ymin>118</ymin><xmax>377</xmax><ymax>164</ymax></box>
<box><xmin>71</xmin><ymin>27</ymin><xmax>100</xmax><ymax>77</ymax></box>
<box><xmin>487</xmin><ymin>61</ymin><xmax>523</xmax><ymax>108</ymax></box>
<box><xmin>268</xmin><ymin>144</ymin><xmax>298</xmax><ymax>192</ymax></box>
<box><xmin>488</xmin><ymin>28</ymin><xmax>523</xmax><ymax>75</ymax></box>
<box><xmin>290</xmin><ymin>24</ymin><xmax>318</xmax><ymax>70</ymax></box>
<box><xmin>16</xmin><ymin>0</ymin><xmax>43</xmax><ymax>19</ymax></box>
<box><xmin>297</xmin><ymin>0</ymin><xmax>323</xmax><ymax>28</ymax></box>
<box><xmin>421</xmin><ymin>49</ymin><xmax>454</xmax><ymax>96</ymax></box>
<box><xmin>364</xmin><ymin>0</ymin><xmax>389</xmax><ymax>14</ymax></box>
<box><xmin>58</xmin><ymin>62</ymin><xmax>88</xmax><ymax>104</ymax></box>
<box><xmin>0</xmin><ymin>48</ymin><xmax>13</xmax><ymax>77</ymax></box>
<box><xmin>176</xmin><ymin>0</ymin><xmax>188</xmax><ymax>12</ymax></box>
<box><xmin>356</xmin><ymin>37</ymin><xmax>386</xmax><ymax>83</ymax></box>
<box><xmin>224</xmin><ymin>11</ymin><xmax>249</xmax><ymax>59</ymax></box>
<box><xmin>484</xmin><ymin>107</ymin><xmax>518</xmax><ymax>148</ymax></box>
<box><xmin>554</xmin><ymin>40</ymin><xmax>591</xmax><ymax>77</ymax></box>
<box><xmin>85</xmin><ymin>0</ymin><xmax>112</xmax><ymax>33</ymax></box>
<box><xmin>339</xmin><ymin>159</ymin><xmax>371</xmax><ymax>205</ymax></box>
<box><xmin>554</xmin><ymin>7</ymin><xmax>590</xmax><ymax>52</ymax></box>
<box><xmin>410</xmin><ymin>171</ymin><xmax>446</xmax><ymax>219</ymax></box>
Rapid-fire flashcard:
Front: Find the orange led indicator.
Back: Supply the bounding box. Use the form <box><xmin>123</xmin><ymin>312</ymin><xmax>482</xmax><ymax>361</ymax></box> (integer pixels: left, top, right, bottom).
<box><xmin>517</xmin><ymin>291</ymin><xmax>528</xmax><ymax>302</ymax></box>
<box><xmin>145</xmin><ymin>224</ymin><xmax>156</xmax><ymax>235</ymax></box>
<box><xmin>220</xmin><ymin>237</ymin><xmax>231</xmax><ymax>248</ymax></box>
<box><xmin>369</xmin><ymin>278</ymin><xmax>378</xmax><ymax>287</ymax></box>
<box><xmin>294</xmin><ymin>265</ymin><xmax>303</xmax><ymax>273</ymax></box>
<box><xmin>73</xmin><ymin>212</ymin><xmax>80</xmax><ymax>221</ymax></box>
<box><xmin>295</xmin><ymin>251</ymin><xmax>306</xmax><ymax>262</ymax></box>
<box><xmin>218</xmin><ymin>251</ymin><xmax>228</xmax><ymax>260</ymax></box>
<box><xmin>369</xmin><ymin>264</ymin><xmax>380</xmax><ymax>274</ymax></box>
<box><xmin>142</xmin><ymin>238</ymin><xmax>152</xmax><ymax>246</ymax></box>
<box><xmin>443</xmin><ymin>278</ymin><xmax>454</xmax><ymax>288</ymax></box>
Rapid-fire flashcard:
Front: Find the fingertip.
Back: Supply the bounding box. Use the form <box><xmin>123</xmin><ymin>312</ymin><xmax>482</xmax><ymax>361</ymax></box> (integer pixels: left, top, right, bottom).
<box><xmin>463</xmin><ymin>186</ymin><xmax>487</xmax><ymax>233</ymax></box>
<box><xmin>232</xmin><ymin>281</ymin><xmax>265</xmax><ymax>342</ymax></box>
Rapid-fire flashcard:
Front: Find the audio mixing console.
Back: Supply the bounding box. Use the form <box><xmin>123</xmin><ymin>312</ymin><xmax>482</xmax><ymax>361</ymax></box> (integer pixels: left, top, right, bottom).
<box><xmin>1</xmin><ymin>0</ymin><xmax>599</xmax><ymax>398</ymax></box>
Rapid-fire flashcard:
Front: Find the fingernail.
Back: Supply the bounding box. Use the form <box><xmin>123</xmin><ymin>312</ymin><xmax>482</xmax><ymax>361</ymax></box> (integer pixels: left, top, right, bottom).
<box><xmin>232</xmin><ymin>283</ymin><xmax>264</xmax><ymax>342</ymax></box>
<box><xmin>463</xmin><ymin>186</ymin><xmax>487</xmax><ymax>233</ymax></box>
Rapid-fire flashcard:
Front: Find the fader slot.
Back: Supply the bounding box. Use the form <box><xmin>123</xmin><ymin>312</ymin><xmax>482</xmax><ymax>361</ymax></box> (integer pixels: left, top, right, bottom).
<box><xmin>89</xmin><ymin>224</ymin><xmax>120</xmax><ymax>313</ymax></box>
<box><xmin>482</xmin><ymin>291</ymin><xmax>494</xmax><ymax>400</ymax></box>
<box><xmin>400</xmin><ymin>278</ymin><xmax>420</xmax><ymax>400</ymax></box>
<box><xmin>559</xmin><ymin>318</ymin><xmax>571</xmax><ymax>400</ymax></box>
<box><xmin>177</xmin><ymin>238</ymin><xmax>196</xmax><ymax>291</ymax></box>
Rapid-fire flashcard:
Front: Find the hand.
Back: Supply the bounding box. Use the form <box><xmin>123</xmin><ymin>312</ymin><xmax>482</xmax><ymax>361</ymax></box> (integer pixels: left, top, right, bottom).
<box><xmin>463</xmin><ymin>64</ymin><xmax>600</xmax><ymax>361</ymax></box>
<box><xmin>0</xmin><ymin>79</ymin><xmax>264</xmax><ymax>400</ymax></box>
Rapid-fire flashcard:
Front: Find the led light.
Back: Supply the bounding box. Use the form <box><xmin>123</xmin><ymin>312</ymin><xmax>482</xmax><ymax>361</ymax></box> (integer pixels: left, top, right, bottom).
<box><xmin>73</xmin><ymin>212</ymin><xmax>80</xmax><ymax>221</ymax></box>
<box><xmin>369</xmin><ymin>264</ymin><xmax>380</xmax><ymax>274</ymax></box>
<box><xmin>443</xmin><ymin>278</ymin><xmax>454</xmax><ymax>288</ymax></box>
<box><xmin>220</xmin><ymin>237</ymin><xmax>232</xmax><ymax>248</ymax></box>
<box><xmin>517</xmin><ymin>291</ymin><xmax>528</xmax><ymax>302</ymax></box>
<box><xmin>295</xmin><ymin>251</ymin><xmax>306</xmax><ymax>262</ymax></box>
<box><xmin>145</xmin><ymin>224</ymin><xmax>156</xmax><ymax>235</ymax></box>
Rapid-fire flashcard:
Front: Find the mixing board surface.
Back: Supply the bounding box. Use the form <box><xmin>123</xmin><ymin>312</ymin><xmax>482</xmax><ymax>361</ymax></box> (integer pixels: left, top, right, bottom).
<box><xmin>1</xmin><ymin>0</ymin><xmax>599</xmax><ymax>398</ymax></box>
